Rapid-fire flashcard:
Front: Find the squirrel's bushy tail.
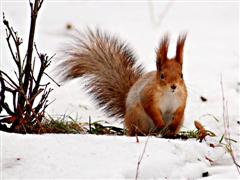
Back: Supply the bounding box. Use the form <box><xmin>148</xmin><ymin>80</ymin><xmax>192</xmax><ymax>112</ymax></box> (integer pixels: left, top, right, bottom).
<box><xmin>58</xmin><ymin>29</ymin><xmax>144</xmax><ymax>118</ymax></box>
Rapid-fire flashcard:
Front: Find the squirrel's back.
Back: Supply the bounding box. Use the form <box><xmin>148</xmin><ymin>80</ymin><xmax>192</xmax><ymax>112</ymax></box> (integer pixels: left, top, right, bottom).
<box><xmin>58</xmin><ymin>29</ymin><xmax>144</xmax><ymax>118</ymax></box>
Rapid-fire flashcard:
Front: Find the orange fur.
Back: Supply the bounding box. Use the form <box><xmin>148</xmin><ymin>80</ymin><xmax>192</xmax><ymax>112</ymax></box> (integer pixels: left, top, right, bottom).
<box><xmin>141</xmin><ymin>80</ymin><xmax>165</xmax><ymax>129</ymax></box>
<box><xmin>58</xmin><ymin>29</ymin><xmax>188</xmax><ymax>138</ymax></box>
<box><xmin>125</xmin><ymin>34</ymin><xmax>187</xmax><ymax>137</ymax></box>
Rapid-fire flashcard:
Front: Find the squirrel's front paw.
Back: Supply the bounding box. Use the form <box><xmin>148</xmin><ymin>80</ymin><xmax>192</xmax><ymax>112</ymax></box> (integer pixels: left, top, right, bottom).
<box><xmin>161</xmin><ymin>124</ymin><xmax>177</xmax><ymax>138</ymax></box>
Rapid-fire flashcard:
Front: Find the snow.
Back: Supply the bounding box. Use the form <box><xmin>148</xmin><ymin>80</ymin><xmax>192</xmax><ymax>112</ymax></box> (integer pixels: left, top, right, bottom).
<box><xmin>2</xmin><ymin>132</ymin><xmax>239</xmax><ymax>179</ymax></box>
<box><xmin>1</xmin><ymin>1</ymin><xmax>240</xmax><ymax>179</ymax></box>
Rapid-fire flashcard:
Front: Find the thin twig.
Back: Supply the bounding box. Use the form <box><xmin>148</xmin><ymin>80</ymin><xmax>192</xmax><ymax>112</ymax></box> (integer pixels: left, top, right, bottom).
<box><xmin>22</xmin><ymin>0</ymin><xmax>41</xmax><ymax>104</ymax></box>
<box><xmin>148</xmin><ymin>1</ymin><xmax>174</xmax><ymax>28</ymax></box>
<box><xmin>220</xmin><ymin>75</ymin><xmax>240</xmax><ymax>174</ymax></box>
<box><xmin>44</xmin><ymin>72</ymin><xmax>61</xmax><ymax>87</ymax></box>
<box><xmin>0</xmin><ymin>71</ymin><xmax>19</xmax><ymax>88</ymax></box>
<box><xmin>89</xmin><ymin>116</ymin><xmax>92</xmax><ymax>134</ymax></box>
<box><xmin>135</xmin><ymin>136</ymin><xmax>150</xmax><ymax>180</ymax></box>
<box><xmin>38</xmin><ymin>0</ymin><xmax>44</xmax><ymax>10</ymax></box>
<box><xmin>0</xmin><ymin>72</ymin><xmax>15</xmax><ymax>116</ymax></box>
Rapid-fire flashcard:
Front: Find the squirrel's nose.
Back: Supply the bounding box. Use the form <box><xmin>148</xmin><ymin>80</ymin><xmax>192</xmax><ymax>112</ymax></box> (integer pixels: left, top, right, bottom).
<box><xmin>171</xmin><ymin>84</ymin><xmax>176</xmax><ymax>90</ymax></box>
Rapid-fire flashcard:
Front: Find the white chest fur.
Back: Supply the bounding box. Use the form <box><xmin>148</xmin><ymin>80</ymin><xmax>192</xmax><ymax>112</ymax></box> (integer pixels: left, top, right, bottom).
<box><xmin>158</xmin><ymin>92</ymin><xmax>180</xmax><ymax>122</ymax></box>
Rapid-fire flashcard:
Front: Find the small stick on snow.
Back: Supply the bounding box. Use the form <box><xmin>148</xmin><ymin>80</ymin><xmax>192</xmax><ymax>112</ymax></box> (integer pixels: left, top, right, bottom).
<box><xmin>135</xmin><ymin>136</ymin><xmax>150</xmax><ymax>180</ymax></box>
<box><xmin>135</xmin><ymin>133</ymin><xmax>139</xmax><ymax>143</ymax></box>
<box><xmin>89</xmin><ymin>116</ymin><xmax>92</xmax><ymax>134</ymax></box>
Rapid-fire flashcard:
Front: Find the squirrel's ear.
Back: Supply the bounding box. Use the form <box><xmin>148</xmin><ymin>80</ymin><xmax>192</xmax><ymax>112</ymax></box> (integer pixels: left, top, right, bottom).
<box><xmin>176</xmin><ymin>33</ymin><xmax>187</xmax><ymax>65</ymax></box>
<box><xmin>156</xmin><ymin>34</ymin><xmax>169</xmax><ymax>71</ymax></box>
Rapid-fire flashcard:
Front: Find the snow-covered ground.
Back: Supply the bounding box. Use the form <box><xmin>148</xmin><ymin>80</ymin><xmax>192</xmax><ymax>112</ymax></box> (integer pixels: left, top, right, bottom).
<box><xmin>1</xmin><ymin>1</ymin><xmax>239</xmax><ymax>179</ymax></box>
<box><xmin>2</xmin><ymin>132</ymin><xmax>239</xmax><ymax>179</ymax></box>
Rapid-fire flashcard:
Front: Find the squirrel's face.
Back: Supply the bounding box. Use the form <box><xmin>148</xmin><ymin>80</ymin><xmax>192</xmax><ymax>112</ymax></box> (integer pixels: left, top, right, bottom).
<box><xmin>155</xmin><ymin>33</ymin><xmax>187</xmax><ymax>94</ymax></box>
<box><xmin>157</xmin><ymin>60</ymin><xmax>184</xmax><ymax>93</ymax></box>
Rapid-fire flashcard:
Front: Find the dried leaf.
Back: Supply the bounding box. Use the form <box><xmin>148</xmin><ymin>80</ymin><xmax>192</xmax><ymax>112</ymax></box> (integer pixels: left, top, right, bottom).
<box><xmin>194</xmin><ymin>120</ymin><xmax>207</xmax><ymax>142</ymax></box>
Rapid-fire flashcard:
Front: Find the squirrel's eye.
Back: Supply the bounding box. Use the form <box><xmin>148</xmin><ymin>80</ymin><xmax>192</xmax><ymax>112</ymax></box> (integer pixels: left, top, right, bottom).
<box><xmin>160</xmin><ymin>73</ymin><xmax>164</xmax><ymax>80</ymax></box>
<box><xmin>180</xmin><ymin>73</ymin><xmax>183</xmax><ymax>79</ymax></box>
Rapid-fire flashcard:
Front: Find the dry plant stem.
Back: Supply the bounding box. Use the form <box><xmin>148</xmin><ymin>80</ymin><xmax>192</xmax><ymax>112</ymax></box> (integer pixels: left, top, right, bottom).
<box><xmin>148</xmin><ymin>1</ymin><xmax>174</xmax><ymax>28</ymax></box>
<box><xmin>89</xmin><ymin>116</ymin><xmax>92</xmax><ymax>134</ymax></box>
<box><xmin>3</xmin><ymin>15</ymin><xmax>23</xmax><ymax>80</ymax></box>
<box><xmin>220</xmin><ymin>76</ymin><xmax>240</xmax><ymax>174</ymax></box>
<box><xmin>135</xmin><ymin>137</ymin><xmax>150</xmax><ymax>180</ymax></box>
<box><xmin>0</xmin><ymin>0</ymin><xmax>54</xmax><ymax>133</ymax></box>
<box><xmin>135</xmin><ymin>134</ymin><xmax>139</xmax><ymax>143</ymax></box>
<box><xmin>12</xmin><ymin>0</ymin><xmax>46</xmax><ymax>131</ymax></box>
<box><xmin>0</xmin><ymin>72</ymin><xmax>14</xmax><ymax>116</ymax></box>
<box><xmin>200</xmin><ymin>113</ymin><xmax>220</xmax><ymax>122</ymax></box>
<box><xmin>23</xmin><ymin>0</ymin><xmax>40</xmax><ymax>99</ymax></box>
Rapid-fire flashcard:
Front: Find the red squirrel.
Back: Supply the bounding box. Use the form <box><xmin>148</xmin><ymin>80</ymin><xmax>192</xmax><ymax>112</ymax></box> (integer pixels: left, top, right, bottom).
<box><xmin>58</xmin><ymin>29</ymin><xmax>187</xmax><ymax>137</ymax></box>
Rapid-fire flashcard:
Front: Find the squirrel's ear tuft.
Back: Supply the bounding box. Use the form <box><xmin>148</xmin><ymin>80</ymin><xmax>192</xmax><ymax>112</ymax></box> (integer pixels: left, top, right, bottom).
<box><xmin>176</xmin><ymin>33</ymin><xmax>187</xmax><ymax>65</ymax></box>
<box><xmin>156</xmin><ymin>34</ymin><xmax>169</xmax><ymax>71</ymax></box>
